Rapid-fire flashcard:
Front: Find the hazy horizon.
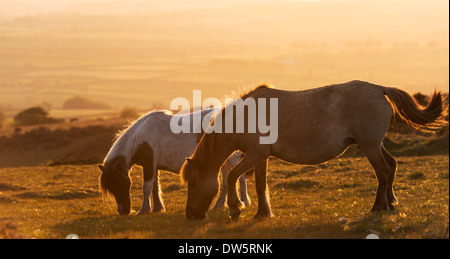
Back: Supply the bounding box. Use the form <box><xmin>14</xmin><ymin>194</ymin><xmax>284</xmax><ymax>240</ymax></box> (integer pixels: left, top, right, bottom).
<box><xmin>2</xmin><ymin>0</ymin><xmax>282</xmax><ymax>16</ymax></box>
<box><xmin>1</xmin><ymin>0</ymin><xmax>448</xmax><ymax>19</ymax></box>
<box><xmin>0</xmin><ymin>0</ymin><xmax>448</xmax><ymax>113</ymax></box>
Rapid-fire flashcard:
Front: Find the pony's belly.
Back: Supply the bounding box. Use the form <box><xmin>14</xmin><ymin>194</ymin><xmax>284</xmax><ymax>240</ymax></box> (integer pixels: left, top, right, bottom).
<box><xmin>273</xmin><ymin>138</ymin><xmax>354</xmax><ymax>165</ymax></box>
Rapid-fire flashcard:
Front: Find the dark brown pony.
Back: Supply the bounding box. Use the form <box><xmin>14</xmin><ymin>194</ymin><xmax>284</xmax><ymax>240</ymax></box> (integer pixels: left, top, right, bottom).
<box><xmin>180</xmin><ymin>80</ymin><xmax>448</xmax><ymax>220</ymax></box>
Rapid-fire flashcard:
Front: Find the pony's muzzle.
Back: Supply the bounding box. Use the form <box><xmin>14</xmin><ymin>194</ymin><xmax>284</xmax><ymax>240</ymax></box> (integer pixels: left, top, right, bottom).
<box><xmin>186</xmin><ymin>210</ymin><xmax>206</xmax><ymax>220</ymax></box>
<box><xmin>117</xmin><ymin>204</ymin><xmax>130</xmax><ymax>216</ymax></box>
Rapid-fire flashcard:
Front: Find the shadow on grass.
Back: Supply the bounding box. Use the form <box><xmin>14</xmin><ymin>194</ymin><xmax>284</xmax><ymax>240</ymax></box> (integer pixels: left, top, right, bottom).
<box><xmin>14</xmin><ymin>189</ymin><xmax>98</xmax><ymax>200</ymax></box>
<box><xmin>347</xmin><ymin>209</ymin><xmax>419</xmax><ymax>238</ymax></box>
<box><xmin>0</xmin><ymin>183</ymin><xmax>28</xmax><ymax>191</ymax></box>
<box><xmin>50</xmin><ymin>209</ymin><xmax>398</xmax><ymax>239</ymax></box>
<box><xmin>50</xmin><ymin>212</ymin><xmax>219</xmax><ymax>239</ymax></box>
<box><xmin>50</xmin><ymin>201</ymin><xmax>445</xmax><ymax>239</ymax></box>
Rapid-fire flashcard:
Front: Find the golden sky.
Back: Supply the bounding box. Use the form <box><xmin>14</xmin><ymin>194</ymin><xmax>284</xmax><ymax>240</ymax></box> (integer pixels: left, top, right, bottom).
<box><xmin>0</xmin><ymin>0</ymin><xmax>448</xmax><ymax>109</ymax></box>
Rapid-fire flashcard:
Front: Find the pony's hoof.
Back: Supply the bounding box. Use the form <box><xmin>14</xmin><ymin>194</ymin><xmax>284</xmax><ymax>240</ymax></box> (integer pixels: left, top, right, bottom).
<box><xmin>135</xmin><ymin>209</ymin><xmax>150</xmax><ymax>216</ymax></box>
<box><xmin>243</xmin><ymin>200</ymin><xmax>251</xmax><ymax>207</ymax></box>
<box><xmin>370</xmin><ymin>204</ymin><xmax>390</xmax><ymax>213</ymax></box>
<box><xmin>229</xmin><ymin>210</ymin><xmax>241</xmax><ymax>220</ymax></box>
<box><xmin>388</xmin><ymin>197</ymin><xmax>398</xmax><ymax>210</ymax></box>
<box><xmin>252</xmin><ymin>212</ymin><xmax>274</xmax><ymax>220</ymax></box>
<box><xmin>388</xmin><ymin>202</ymin><xmax>397</xmax><ymax>211</ymax></box>
<box><xmin>152</xmin><ymin>206</ymin><xmax>166</xmax><ymax>213</ymax></box>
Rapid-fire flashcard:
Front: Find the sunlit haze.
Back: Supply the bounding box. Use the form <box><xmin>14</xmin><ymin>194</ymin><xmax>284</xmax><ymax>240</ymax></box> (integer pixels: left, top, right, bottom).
<box><xmin>0</xmin><ymin>0</ymin><xmax>448</xmax><ymax>112</ymax></box>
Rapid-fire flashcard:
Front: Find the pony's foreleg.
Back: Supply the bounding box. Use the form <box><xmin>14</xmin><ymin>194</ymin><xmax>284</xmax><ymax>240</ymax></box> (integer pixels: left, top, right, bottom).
<box><xmin>226</xmin><ymin>154</ymin><xmax>262</xmax><ymax>219</ymax></box>
<box><xmin>136</xmin><ymin>177</ymin><xmax>153</xmax><ymax>215</ymax></box>
<box><xmin>227</xmin><ymin>151</ymin><xmax>252</xmax><ymax>207</ymax></box>
<box><xmin>253</xmin><ymin>159</ymin><xmax>272</xmax><ymax>219</ymax></box>
<box><xmin>136</xmin><ymin>166</ymin><xmax>165</xmax><ymax>215</ymax></box>
<box><xmin>213</xmin><ymin>151</ymin><xmax>245</xmax><ymax>210</ymax></box>
<box><xmin>213</xmin><ymin>165</ymin><xmax>252</xmax><ymax>210</ymax></box>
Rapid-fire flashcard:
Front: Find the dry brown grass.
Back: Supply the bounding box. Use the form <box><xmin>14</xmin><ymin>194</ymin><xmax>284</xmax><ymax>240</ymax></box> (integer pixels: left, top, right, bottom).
<box><xmin>0</xmin><ymin>154</ymin><xmax>447</xmax><ymax>239</ymax></box>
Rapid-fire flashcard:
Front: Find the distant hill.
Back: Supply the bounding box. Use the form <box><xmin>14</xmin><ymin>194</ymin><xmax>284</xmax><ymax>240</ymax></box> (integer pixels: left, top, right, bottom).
<box><xmin>63</xmin><ymin>96</ymin><xmax>110</xmax><ymax>110</ymax></box>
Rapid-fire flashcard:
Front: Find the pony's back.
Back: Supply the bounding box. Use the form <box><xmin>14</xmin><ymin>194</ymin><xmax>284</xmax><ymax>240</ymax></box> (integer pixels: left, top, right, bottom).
<box><xmin>104</xmin><ymin>110</ymin><xmax>173</xmax><ymax>164</ymax></box>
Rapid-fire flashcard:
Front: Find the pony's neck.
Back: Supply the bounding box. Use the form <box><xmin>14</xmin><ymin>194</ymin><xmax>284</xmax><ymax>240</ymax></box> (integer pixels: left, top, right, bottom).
<box><xmin>104</xmin><ymin>112</ymin><xmax>153</xmax><ymax>167</ymax></box>
<box><xmin>194</xmin><ymin>132</ymin><xmax>234</xmax><ymax>174</ymax></box>
<box><xmin>105</xmin><ymin>134</ymin><xmax>136</xmax><ymax>170</ymax></box>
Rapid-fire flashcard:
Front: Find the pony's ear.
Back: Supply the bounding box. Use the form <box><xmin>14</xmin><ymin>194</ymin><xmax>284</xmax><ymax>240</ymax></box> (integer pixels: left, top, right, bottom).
<box><xmin>98</xmin><ymin>164</ymin><xmax>105</xmax><ymax>171</ymax></box>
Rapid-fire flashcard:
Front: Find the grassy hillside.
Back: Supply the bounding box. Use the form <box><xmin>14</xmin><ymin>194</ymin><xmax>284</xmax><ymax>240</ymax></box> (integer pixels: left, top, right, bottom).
<box><xmin>0</xmin><ymin>121</ymin><xmax>125</xmax><ymax>168</ymax></box>
<box><xmin>0</xmin><ymin>108</ymin><xmax>448</xmax><ymax>239</ymax></box>
<box><xmin>0</xmin><ymin>155</ymin><xmax>447</xmax><ymax>239</ymax></box>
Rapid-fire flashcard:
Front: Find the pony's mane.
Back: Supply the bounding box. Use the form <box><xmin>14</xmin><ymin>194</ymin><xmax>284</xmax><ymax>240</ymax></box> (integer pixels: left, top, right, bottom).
<box><xmin>114</xmin><ymin>110</ymin><xmax>173</xmax><ymax>142</ymax></box>
<box><xmin>196</xmin><ymin>130</ymin><xmax>216</xmax><ymax>165</ymax></box>
<box><xmin>99</xmin><ymin>155</ymin><xmax>128</xmax><ymax>198</ymax></box>
<box><xmin>224</xmin><ymin>83</ymin><xmax>272</xmax><ymax>105</ymax></box>
<box><xmin>181</xmin><ymin>130</ymin><xmax>217</xmax><ymax>183</ymax></box>
<box><xmin>182</xmin><ymin>84</ymin><xmax>273</xmax><ymax>183</ymax></box>
<box><xmin>208</xmin><ymin>83</ymin><xmax>273</xmax><ymax>130</ymax></box>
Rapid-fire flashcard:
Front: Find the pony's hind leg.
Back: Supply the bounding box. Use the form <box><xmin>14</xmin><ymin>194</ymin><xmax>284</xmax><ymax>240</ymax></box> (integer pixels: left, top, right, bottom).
<box><xmin>212</xmin><ymin>163</ymin><xmax>231</xmax><ymax>210</ymax></box>
<box><xmin>151</xmin><ymin>171</ymin><xmax>166</xmax><ymax>213</ymax></box>
<box><xmin>382</xmin><ymin>145</ymin><xmax>398</xmax><ymax>210</ymax></box>
<box><xmin>361</xmin><ymin>144</ymin><xmax>391</xmax><ymax>212</ymax></box>
<box><xmin>238</xmin><ymin>173</ymin><xmax>251</xmax><ymax>207</ymax></box>
<box><xmin>253</xmin><ymin>159</ymin><xmax>273</xmax><ymax>219</ymax></box>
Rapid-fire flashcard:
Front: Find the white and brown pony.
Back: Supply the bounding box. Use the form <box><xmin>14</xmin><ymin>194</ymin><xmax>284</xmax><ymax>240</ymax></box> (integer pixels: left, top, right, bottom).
<box><xmin>181</xmin><ymin>80</ymin><xmax>448</xmax><ymax>220</ymax></box>
<box><xmin>99</xmin><ymin>108</ymin><xmax>250</xmax><ymax>215</ymax></box>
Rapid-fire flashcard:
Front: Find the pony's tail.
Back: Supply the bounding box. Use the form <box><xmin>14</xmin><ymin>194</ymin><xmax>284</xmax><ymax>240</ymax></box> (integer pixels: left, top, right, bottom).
<box><xmin>383</xmin><ymin>87</ymin><xmax>448</xmax><ymax>133</ymax></box>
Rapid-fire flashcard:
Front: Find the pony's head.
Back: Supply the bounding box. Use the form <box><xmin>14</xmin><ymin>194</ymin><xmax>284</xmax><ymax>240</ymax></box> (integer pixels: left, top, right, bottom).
<box><xmin>98</xmin><ymin>155</ymin><xmax>131</xmax><ymax>215</ymax></box>
<box><xmin>181</xmin><ymin>156</ymin><xmax>220</xmax><ymax>220</ymax></box>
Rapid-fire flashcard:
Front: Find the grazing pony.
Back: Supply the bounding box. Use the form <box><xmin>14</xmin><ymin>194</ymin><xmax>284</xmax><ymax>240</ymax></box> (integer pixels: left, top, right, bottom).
<box><xmin>181</xmin><ymin>80</ymin><xmax>448</xmax><ymax>220</ymax></box>
<box><xmin>99</xmin><ymin>108</ymin><xmax>250</xmax><ymax>215</ymax></box>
